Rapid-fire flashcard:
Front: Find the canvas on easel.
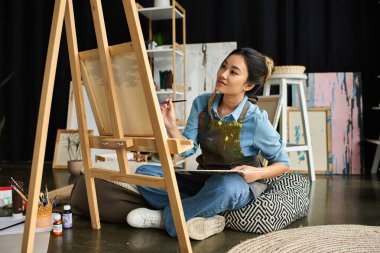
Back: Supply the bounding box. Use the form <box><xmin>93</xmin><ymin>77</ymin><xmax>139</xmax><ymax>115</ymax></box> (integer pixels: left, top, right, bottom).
<box><xmin>79</xmin><ymin>42</ymin><xmax>154</xmax><ymax>136</ymax></box>
<box><xmin>22</xmin><ymin>0</ymin><xmax>193</xmax><ymax>252</ymax></box>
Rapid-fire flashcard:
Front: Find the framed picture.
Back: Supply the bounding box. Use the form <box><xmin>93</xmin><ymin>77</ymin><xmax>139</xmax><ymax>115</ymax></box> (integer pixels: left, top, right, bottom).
<box><xmin>287</xmin><ymin>107</ymin><xmax>332</xmax><ymax>174</ymax></box>
<box><xmin>52</xmin><ymin>129</ymin><xmax>93</xmax><ymax>169</ymax></box>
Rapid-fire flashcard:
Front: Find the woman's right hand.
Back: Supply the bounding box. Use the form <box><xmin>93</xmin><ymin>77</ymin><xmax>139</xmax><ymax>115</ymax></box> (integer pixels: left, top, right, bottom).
<box><xmin>160</xmin><ymin>98</ymin><xmax>185</xmax><ymax>140</ymax></box>
<box><xmin>160</xmin><ymin>98</ymin><xmax>177</xmax><ymax>130</ymax></box>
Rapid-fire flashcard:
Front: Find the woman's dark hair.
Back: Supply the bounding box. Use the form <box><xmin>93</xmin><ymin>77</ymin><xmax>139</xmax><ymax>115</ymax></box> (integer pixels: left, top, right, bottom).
<box><xmin>226</xmin><ymin>48</ymin><xmax>274</xmax><ymax>100</ymax></box>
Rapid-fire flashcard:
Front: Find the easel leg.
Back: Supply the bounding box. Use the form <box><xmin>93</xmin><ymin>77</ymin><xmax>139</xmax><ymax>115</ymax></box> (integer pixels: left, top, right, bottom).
<box><xmin>64</xmin><ymin>0</ymin><xmax>100</xmax><ymax>229</ymax></box>
<box><xmin>298</xmin><ymin>81</ymin><xmax>316</xmax><ymax>181</ymax></box>
<box><xmin>89</xmin><ymin>0</ymin><xmax>132</xmax><ymax>177</ymax></box>
<box><xmin>121</xmin><ymin>0</ymin><xmax>192</xmax><ymax>251</ymax></box>
<box><xmin>371</xmin><ymin>134</ymin><xmax>380</xmax><ymax>174</ymax></box>
<box><xmin>280</xmin><ymin>79</ymin><xmax>288</xmax><ymax>145</ymax></box>
<box><xmin>161</xmin><ymin>162</ymin><xmax>192</xmax><ymax>253</ymax></box>
<box><xmin>21</xmin><ymin>0</ymin><xmax>67</xmax><ymax>252</ymax></box>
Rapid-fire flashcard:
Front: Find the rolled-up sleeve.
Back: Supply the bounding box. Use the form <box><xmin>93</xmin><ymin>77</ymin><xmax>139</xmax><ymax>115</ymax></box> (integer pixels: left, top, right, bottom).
<box><xmin>253</xmin><ymin>112</ymin><xmax>290</xmax><ymax>166</ymax></box>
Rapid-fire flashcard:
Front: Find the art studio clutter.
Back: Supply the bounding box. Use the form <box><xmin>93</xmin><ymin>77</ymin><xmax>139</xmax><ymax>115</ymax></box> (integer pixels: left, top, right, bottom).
<box><xmin>0</xmin><ymin>178</ymin><xmax>74</xmax><ymax>235</ymax></box>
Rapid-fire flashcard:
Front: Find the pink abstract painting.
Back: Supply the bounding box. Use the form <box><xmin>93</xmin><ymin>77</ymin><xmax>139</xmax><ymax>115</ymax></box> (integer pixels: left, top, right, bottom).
<box><xmin>304</xmin><ymin>73</ymin><xmax>363</xmax><ymax>174</ymax></box>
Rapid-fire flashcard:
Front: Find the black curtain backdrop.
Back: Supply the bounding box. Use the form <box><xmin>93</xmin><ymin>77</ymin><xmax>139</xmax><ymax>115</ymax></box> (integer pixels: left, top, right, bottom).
<box><xmin>1</xmin><ymin>0</ymin><xmax>379</xmax><ymax>173</ymax></box>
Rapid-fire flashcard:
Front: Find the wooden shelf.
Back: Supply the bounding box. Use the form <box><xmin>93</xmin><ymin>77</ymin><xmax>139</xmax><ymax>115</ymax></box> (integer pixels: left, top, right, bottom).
<box><xmin>147</xmin><ymin>48</ymin><xmax>183</xmax><ymax>57</ymax></box>
<box><xmin>138</xmin><ymin>6</ymin><xmax>183</xmax><ymax>20</ymax></box>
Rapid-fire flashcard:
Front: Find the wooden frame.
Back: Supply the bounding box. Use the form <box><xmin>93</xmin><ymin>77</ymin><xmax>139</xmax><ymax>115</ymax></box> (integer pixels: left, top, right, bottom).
<box><xmin>255</xmin><ymin>95</ymin><xmax>282</xmax><ymax>166</ymax></box>
<box><xmin>256</xmin><ymin>95</ymin><xmax>282</xmax><ymax>128</ymax></box>
<box><xmin>52</xmin><ymin>129</ymin><xmax>93</xmax><ymax>169</ymax></box>
<box><xmin>23</xmin><ymin>1</ymin><xmax>193</xmax><ymax>252</ymax></box>
<box><xmin>287</xmin><ymin>107</ymin><xmax>332</xmax><ymax>174</ymax></box>
<box><xmin>52</xmin><ymin>129</ymin><xmax>80</xmax><ymax>169</ymax></box>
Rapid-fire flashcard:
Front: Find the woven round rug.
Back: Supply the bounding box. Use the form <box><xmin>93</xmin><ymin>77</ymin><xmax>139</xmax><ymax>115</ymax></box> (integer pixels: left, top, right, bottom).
<box><xmin>227</xmin><ymin>225</ymin><xmax>380</xmax><ymax>253</ymax></box>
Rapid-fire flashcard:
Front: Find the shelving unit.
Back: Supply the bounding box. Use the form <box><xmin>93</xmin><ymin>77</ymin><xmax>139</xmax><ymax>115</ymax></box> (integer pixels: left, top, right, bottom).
<box><xmin>137</xmin><ymin>1</ymin><xmax>187</xmax><ymax>129</ymax></box>
<box><xmin>137</xmin><ymin>1</ymin><xmax>187</xmax><ymax>167</ymax></box>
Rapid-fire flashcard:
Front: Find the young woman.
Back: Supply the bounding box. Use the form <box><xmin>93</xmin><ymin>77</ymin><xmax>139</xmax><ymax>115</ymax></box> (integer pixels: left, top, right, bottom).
<box><xmin>127</xmin><ymin>48</ymin><xmax>290</xmax><ymax>240</ymax></box>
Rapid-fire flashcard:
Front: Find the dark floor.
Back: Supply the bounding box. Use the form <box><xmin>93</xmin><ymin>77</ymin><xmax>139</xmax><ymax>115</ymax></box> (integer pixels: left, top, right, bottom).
<box><xmin>1</xmin><ymin>162</ymin><xmax>380</xmax><ymax>253</ymax></box>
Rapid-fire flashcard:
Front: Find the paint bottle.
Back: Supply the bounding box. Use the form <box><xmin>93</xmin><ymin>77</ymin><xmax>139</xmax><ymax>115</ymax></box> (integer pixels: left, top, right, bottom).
<box><xmin>62</xmin><ymin>205</ymin><xmax>73</xmax><ymax>229</ymax></box>
<box><xmin>52</xmin><ymin>213</ymin><xmax>63</xmax><ymax>236</ymax></box>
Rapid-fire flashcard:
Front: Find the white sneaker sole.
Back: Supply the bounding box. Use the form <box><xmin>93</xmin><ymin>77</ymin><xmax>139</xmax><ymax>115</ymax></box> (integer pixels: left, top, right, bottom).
<box><xmin>126</xmin><ymin>208</ymin><xmax>163</xmax><ymax>229</ymax></box>
<box><xmin>187</xmin><ymin>215</ymin><xmax>225</xmax><ymax>240</ymax></box>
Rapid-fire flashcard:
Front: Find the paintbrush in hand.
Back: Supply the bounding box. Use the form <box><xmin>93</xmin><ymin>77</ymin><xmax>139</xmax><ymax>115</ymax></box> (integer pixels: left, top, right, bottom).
<box><xmin>159</xmin><ymin>99</ymin><xmax>186</xmax><ymax>105</ymax></box>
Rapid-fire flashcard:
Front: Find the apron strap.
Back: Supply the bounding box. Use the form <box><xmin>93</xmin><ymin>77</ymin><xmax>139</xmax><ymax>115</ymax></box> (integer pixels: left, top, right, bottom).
<box><xmin>237</xmin><ymin>101</ymin><xmax>251</xmax><ymax>123</ymax></box>
<box><xmin>207</xmin><ymin>91</ymin><xmax>218</xmax><ymax>120</ymax></box>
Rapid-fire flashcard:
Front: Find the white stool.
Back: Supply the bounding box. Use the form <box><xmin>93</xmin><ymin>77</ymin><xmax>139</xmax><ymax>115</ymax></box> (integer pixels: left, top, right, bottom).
<box><xmin>263</xmin><ymin>74</ymin><xmax>316</xmax><ymax>181</ymax></box>
<box><xmin>368</xmin><ymin>106</ymin><xmax>380</xmax><ymax>174</ymax></box>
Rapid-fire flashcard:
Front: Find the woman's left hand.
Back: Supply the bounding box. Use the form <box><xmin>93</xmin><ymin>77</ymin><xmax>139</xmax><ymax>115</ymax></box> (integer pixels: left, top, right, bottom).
<box><xmin>231</xmin><ymin>165</ymin><xmax>263</xmax><ymax>183</ymax></box>
<box><xmin>232</xmin><ymin>162</ymin><xmax>289</xmax><ymax>184</ymax></box>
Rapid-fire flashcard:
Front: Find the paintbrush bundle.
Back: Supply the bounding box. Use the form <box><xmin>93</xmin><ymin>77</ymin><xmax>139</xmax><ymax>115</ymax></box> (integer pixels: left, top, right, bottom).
<box><xmin>36</xmin><ymin>203</ymin><xmax>52</xmax><ymax>229</ymax></box>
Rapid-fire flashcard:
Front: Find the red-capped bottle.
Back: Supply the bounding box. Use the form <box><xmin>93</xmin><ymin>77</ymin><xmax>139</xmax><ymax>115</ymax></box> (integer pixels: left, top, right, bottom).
<box><xmin>52</xmin><ymin>213</ymin><xmax>63</xmax><ymax>236</ymax></box>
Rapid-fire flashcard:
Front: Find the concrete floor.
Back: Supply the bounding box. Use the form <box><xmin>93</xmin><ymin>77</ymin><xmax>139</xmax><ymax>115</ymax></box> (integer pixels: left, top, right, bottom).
<box><xmin>0</xmin><ymin>163</ymin><xmax>379</xmax><ymax>253</ymax></box>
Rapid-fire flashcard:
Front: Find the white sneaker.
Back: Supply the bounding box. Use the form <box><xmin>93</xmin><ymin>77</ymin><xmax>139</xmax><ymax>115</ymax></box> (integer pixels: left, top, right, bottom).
<box><xmin>127</xmin><ymin>208</ymin><xmax>164</xmax><ymax>229</ymax></box>
<box><xmin>186</xmin><ymin>215</ymin><xmax>225</xmax><ymax>240</ymax></box>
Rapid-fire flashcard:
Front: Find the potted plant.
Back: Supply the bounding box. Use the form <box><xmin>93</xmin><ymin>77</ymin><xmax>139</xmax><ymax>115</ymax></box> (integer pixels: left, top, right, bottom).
<box><xmin>152</xmin><ymin>32</ymin><xmax>165</xmax><ymax>49</ymax></box>
<box><xmin>65</xmin><ymin>132</ymin><xmax>83</xmax><ymax>176</ymax></box>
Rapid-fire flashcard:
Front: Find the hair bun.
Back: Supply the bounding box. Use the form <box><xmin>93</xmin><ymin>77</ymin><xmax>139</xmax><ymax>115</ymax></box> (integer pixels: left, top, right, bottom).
<box><xmin>263</xmin><ymin>56</ymin><xmax>274</xmax><ymax>83</ymax></box>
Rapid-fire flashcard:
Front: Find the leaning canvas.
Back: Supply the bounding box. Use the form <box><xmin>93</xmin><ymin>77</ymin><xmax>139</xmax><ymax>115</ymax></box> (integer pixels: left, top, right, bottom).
<box><xmin>293</xmin><ymin>73</ymin><xmax>363</xmax><ymax>174</ymax></box>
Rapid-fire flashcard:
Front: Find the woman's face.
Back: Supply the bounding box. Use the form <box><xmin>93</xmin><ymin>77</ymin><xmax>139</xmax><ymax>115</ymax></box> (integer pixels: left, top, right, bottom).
<box><xmin>215</xmin><ymin>54</ymin><xmax>254</xmax><ymax>96</ymax></box>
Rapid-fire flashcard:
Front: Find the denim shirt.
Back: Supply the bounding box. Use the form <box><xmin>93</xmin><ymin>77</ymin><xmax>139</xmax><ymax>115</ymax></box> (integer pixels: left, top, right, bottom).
<box><xmin>180</xmin><ymin>93</ymin><xmax>290</xmax><ymax>166</ymax></box>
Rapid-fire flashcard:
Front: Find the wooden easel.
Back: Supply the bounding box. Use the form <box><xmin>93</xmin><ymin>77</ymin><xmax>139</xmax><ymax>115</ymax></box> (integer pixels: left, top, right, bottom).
<box><xmin>22</xmin><ymin>0</ymin><xmax>193</xmax><ymax>252</ymax></box>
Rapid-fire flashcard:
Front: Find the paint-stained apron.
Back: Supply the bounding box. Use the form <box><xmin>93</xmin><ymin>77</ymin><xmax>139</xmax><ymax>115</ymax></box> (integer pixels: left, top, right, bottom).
<box><xmin>196</xmin><ymin>97</ymin><xmax>268</xmax><ymax>197</ymax></box>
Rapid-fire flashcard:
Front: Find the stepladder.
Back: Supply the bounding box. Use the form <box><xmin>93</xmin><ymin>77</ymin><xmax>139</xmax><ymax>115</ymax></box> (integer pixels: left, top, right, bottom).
<box><xmin>22</xmin><ymin>0</ymin><xmax>193</xmax><ymax>252</ymax></box>
<box><xmin>263</xmin><ymin>73</ymin><xmax>316</xmax><ymax>181</ymax></box>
